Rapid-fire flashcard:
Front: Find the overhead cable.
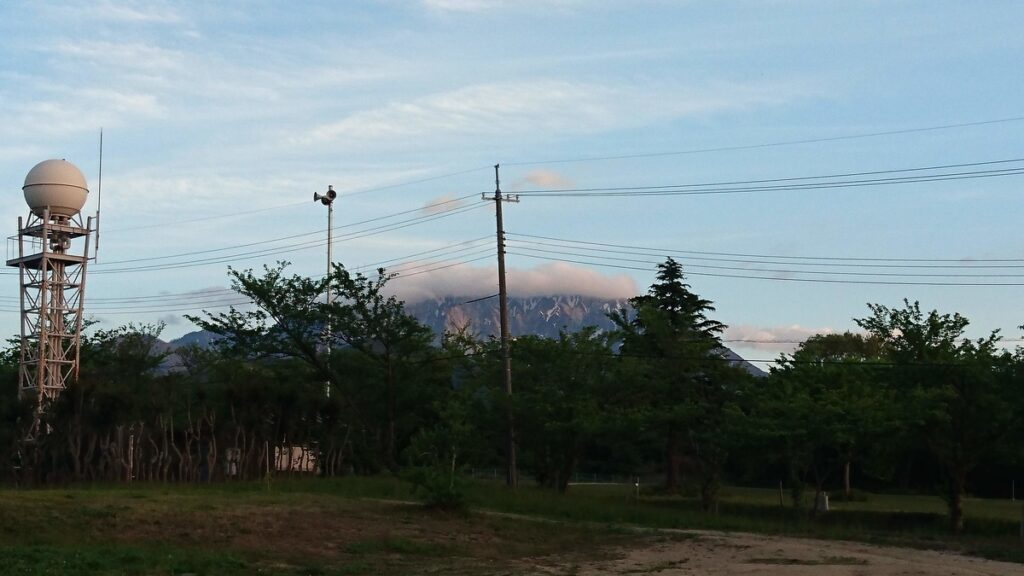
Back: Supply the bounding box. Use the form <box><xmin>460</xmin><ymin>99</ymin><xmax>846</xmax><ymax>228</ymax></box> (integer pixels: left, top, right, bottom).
<box><xmin>505</xmin><ymin>116</ymin><xmax>1024</xmax><ymax>166</ymax></box>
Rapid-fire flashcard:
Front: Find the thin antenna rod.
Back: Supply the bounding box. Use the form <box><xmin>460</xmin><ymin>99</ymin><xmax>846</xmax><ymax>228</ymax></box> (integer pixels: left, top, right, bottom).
<box><xmin>95</xmin><ymin>128</ymin><xmax>103</xmax><ymax>260</ymax></box>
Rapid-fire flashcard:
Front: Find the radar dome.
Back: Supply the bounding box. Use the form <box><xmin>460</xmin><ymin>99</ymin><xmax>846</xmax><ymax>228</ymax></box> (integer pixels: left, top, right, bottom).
<box><xmin>23</xmin><ymin>159</ymin><xmax>89</xmax><ymax>218</ymax></box>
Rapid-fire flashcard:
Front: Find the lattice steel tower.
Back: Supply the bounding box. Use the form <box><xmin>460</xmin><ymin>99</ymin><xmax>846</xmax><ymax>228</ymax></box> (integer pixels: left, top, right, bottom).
<box><xmin>6</xmin><ymin>159</ymin><xmax>95</xmax><ymax>409</ymax></box>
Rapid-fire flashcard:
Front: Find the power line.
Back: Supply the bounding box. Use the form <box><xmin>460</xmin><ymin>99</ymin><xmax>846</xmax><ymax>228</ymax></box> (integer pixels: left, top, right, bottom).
<box><xmin>510</xmin><ymin>238</ymin><xmax>1024</xmax><ymax>269</ymax></box>
<box><xmin>460</xmin><ymin>293</ymin><xmax>499</xmax><ymax>305</ymax></box>
<box><xmin>88</xmin><ymin>203</ymin><xmax>488</xmax><ymax>274</ymax></box>
<box><xmin>384</xmin><ymin>247</ymin><xmax>495</xmax><ymax>276</ymax></box>
<box><xmin>351</xmin><ymin>236</ymin><xmax>493</xmax><ymax>271</ymax></box>
<box><xmin>87</xmin><ymin>296</ymin><xmax>255</xmax><ymax>312</ymax></box>
<box><xmin>507</xmin><ymin>244</ymin><xmax>1024</xmax><ymax>278</ymax></box>
<box><xmin>515</xmin><ymin>158</ymin><xmax>1024</xmax><ymax>194</ymax></box>
<box><xmin>512</xmin><ymin>162</ymin><xmax>1024</xmax><ymax>198</ymax></box>
<box><xmin>390</xmin><ymin>255</ymin><xmax>493</xmax><ymax>280</ymax></box>
<box><xmin>97</xmin><ymin>194</ymin><xmax>480</xmax><ymax>266</ymax></box>
<box><xmin>338</xmin><ymin>166</ymin><xmax>491</xmax><ymax>199</ymax></box>
<box><xmin>104</xmin><ymin>166</ymin><xmax>490</xmax><ymax>233</ymax></box>
<box><xmin>504</xmin><ymin>116</ymin><xmax>1024</xmax><ymax>166</ymax></box>
<box><xmin>0</xmin><ymin>240</ymin><xmax>500</xmax><ymax>314</ymax></box>
<box><xmin>0</xmin><ymin>198</ymin><xmax>486</xmax><ymax>277</ymax></box>
<box><xmin>506</xmin><ymin>252</ymin><xmax>1024</xmax><ymax>287</ymax></box>
<box><xmin>506</xmin><ymin>232</ymin><xmax>1024</xmax><ymax>264</ymax></box>
<box><xmin>18</xmin><ymin>157</ymin><xmax>1017</xmax><ymax>277</ymax></box>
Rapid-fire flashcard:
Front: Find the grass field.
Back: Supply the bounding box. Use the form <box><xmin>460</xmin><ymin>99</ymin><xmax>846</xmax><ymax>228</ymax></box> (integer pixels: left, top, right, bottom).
<box><xmin>1</xmin><ymin>477</ymin><xmax>1023</xmax><ymax>574</ymax></box>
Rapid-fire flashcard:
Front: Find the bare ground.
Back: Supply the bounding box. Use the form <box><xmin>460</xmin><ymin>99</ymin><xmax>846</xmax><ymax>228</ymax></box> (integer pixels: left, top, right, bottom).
<box><xmin>565</xmin><ymin>530</ymin><xmax>1024</xmax><ymax>576</ymax></box>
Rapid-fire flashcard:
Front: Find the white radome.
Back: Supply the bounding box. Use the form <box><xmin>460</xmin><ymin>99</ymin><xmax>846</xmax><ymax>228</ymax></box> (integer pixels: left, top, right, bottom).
<box><xmin>23</xmin><ymin>159</ymin><xmax>89</xmax><ymax>218</ymax></box>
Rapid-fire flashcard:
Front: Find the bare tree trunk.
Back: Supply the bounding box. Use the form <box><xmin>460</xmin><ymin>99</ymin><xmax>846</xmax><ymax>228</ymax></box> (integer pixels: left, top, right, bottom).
<box><xmin>203</xmin><ymin>412</ymin><xmax>217</xmax><ymax>482</ymax></box>
<box><xmin>170</xmin><ymin>416</ymin><xmax>186</xmax><ymax>482</ymax></box>
<box><xmin>68</xmin><ymin>421</ymin><xmax>82</xmax><ymax>481</ymax></box>
<box><xmin>844</xmin><ymin>461</ymin><xmax>852</xmax><ymax>500</ymax></box>
<box><xmin>701</xmin><ymin>472</ymin><xmax>721</xmax><ymax>514</ymax></box>
<box><xmin>84</xmin><ymin>435</ymin><xmax>97</xmax><ymax>481</ymax></box>
<box><xmin>949</xmin><ymin>472</ymin><xmax>966</xmax><ymax>535</ymax></box>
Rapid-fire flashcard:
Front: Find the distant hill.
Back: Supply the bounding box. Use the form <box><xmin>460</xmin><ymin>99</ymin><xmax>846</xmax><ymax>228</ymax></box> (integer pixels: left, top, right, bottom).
<box><xmin>168</xmin><ymin>330</ymin><xmax>222</xmax><ymax>350</ymax></box>
<box><xmin>164</xmin><ymin>294</ymin><xmax>766</xmax><ymax>377</ymax></box>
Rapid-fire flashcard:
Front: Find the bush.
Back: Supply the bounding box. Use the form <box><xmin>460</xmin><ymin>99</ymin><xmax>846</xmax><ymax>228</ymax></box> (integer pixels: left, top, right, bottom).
<box><xmin>405</xmin><ymin>464</ymin><xmax>467</xmax><ymax>511</ymax></box>
<box><xmin>402</xmin><ymin>426</ymin><xmax>469</xmax><ymax>511</ymax></box>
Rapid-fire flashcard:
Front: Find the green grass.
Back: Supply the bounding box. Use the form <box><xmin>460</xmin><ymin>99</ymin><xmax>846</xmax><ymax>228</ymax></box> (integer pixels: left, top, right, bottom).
<box><xmin>344</xmin><ymin>537</ymin><xmax>449</xmax><ymax>557</ymax></box>
<box><xmin>2</xmin><ymin>477</ymin><xmax>1024</xmax><ymax>573</ymax></box>
<box><xmin>0</xmin><ymin>544</ymin><xmax>250</xmax><ymax>575</ymax></box>
<box><xmin>462</xmin><ymin>480</ymin><xmax>1024</xmax><ymax>562</ymax></box>
<box><xmin>0</xmin><ymin>478</ymin><xmax>634</xmax><ymax>575</ymax></box>
<box><xmin>720</xmin><ymin>485</ymin><xmax>1024</xmax><ymax>522</ymax></box>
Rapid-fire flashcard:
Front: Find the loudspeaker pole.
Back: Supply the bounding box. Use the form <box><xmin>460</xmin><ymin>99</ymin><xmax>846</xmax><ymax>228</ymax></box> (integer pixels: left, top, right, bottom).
<box><xmin>313</xmin><ymin>185</ymin><xmax>337</xmax><ymax>398</ymax></box>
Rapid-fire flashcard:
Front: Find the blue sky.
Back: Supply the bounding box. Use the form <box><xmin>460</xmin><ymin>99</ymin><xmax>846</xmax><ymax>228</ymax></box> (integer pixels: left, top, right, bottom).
<box><xmin>1</xmin><ymin>1</ymin><xmax>1022</xmax><ymax>364</ymax></box>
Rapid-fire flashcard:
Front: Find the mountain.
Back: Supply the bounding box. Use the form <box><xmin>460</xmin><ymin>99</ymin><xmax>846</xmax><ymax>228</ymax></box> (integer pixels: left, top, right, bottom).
<box><xmin>404</xmin><ymin>295</ymin><xmax>630</xmax><ymax>340</ymax></box>
<box><xmin>165</xmin><ymin>294</ymin><xmax>766</xmax><ymax>377</ymax></box>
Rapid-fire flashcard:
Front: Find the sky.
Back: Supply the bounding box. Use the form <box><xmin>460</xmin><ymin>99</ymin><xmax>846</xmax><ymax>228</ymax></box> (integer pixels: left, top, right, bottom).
<box><xmin>0</xmin><ymin>0</ymin><xmax>1022</xmax><ymax>366</ymax></box>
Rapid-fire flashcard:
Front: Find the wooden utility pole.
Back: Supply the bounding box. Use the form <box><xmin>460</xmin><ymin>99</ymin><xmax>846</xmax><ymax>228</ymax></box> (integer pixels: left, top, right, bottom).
<box><xmin>490</xmin><ymin>164</ymin><xmax>519</xmax><ymax>488</ymax></box>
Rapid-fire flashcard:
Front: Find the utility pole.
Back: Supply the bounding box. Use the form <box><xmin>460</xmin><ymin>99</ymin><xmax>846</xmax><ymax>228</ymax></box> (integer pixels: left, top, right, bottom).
<box><xmin>314</xmin><ymin>185</ymin><xmax>337</xmax><ymax>398</ymax></box>
<box><xmin>487</xmin><ymin>164</ymin><xmax>519</xmax><ymax>488</ymax></box>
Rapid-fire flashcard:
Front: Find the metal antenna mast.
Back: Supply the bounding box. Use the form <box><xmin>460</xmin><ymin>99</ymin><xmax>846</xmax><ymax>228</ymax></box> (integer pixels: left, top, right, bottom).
<box><xmin>95</xmin><ymin>129</ymin><xmax>102</xmax><ymax>260</ymax></box>
<box><xmin>486</xmin><ymin>164</ymin><xmax>519</xmax><ymax>488</ymax></box>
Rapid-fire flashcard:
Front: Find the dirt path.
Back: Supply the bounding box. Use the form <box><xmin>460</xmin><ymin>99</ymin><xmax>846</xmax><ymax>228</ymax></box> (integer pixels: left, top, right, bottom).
<box><xmin>574</xmin><ymin>531</ymin><xmax>1024</xmax><ymax>575</ymax></box>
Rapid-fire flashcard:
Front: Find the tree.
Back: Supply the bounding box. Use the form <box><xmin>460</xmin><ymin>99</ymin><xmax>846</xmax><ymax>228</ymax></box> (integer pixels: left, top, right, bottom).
<box><xmin>512</xmin><ymin>328</ymin><xmax>616</xmax><ymax>493</ymax></box>
<box><xmin>401</xmin><ymin>335</ymin><xmax>483</xmax><ymax>509</ymax></box>
<box><xmin>611</xmin><ymin>258</ymin><xmax>746</xmax><ymax>511</ymax></box>
<box><xmin>188</xmin><ymin>261</ymin><xmax>435</xmax><ymax>473</ymax></box>
<box><xmin>856</xmin><ymin>300</ymin><xmax>1019</xmax><ymax>534</ymax></box>
<box><xmin>323</xmin><ymin>264</ymin><xmax>435</xmax><ymax>470</ymax></box>
<box><xmin>0</xmin><ymin>341</ymin><xmax>30</xmax><ymax>482</ymax></box>
<box><xmin>753</xmin><ymin>332</ymin><xmax>893</xmax><ymax>509</ymax></box>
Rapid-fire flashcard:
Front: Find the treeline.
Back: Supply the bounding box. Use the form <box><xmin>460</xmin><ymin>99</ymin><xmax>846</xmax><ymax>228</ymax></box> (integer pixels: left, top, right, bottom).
<box><xmin>1</xmin><ymin>258</ymin><xmax>1022</xmax><ymax>534</ymax></box>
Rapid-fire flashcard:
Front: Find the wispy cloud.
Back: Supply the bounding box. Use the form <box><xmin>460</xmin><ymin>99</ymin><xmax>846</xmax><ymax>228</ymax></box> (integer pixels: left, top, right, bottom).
<box><xmin>724</xmin><ymin>324</ymin><xmax>837</xmax><ymax>353</ymax></box>
<box><xmin>511</xmin><ymin>169</ymin><xmax>575</xmax><ymax>190</ymax></box>
<box><xmin>420</xmin><ymin>194</ymin><xmax>466</xmax><ymax>215</ymax></box>
<box><xmin>49</xmin><ymin>0</ymin><xmax>184</xmax><ymax>24</ymax></box>
<box><xmin>0</xmin><ymin>86</ymin><xmax>165</xmax><ymax>140</ymax></box>
<box><xmin>50</xmin><ymin>40</ymin><xmax>185</xmax><ymax>71</ymax></box>
<box><xmin>422</xmin><ymin>0</ymin><xmax>581</xmax><ymax>13</ymax></box>
<box><xmin>300</xmin><ymin>78</ymin><xmax>810</xmax><ymax>148</ymax></box>
<box><xmin>423</xmin><ymin>0</ymin><xmax>498</xmax><ymax>11</ymax></box>
<box><xmin>158</xmin><ymin>314</ymin><xmax>184</xmax><ymax>326</ymax></box>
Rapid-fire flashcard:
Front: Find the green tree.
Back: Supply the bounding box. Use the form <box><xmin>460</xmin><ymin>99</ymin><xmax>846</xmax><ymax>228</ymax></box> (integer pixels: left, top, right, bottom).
<box><xmin>512</xmin><ymin>328</ymin><xmax>616</xmax><ymax>493</ymax></box>
<box><xmin>856</xmin><ymin>300</ymin><xmax>1018</xmax><ymax>534</ymax></box>
<box><xmin>189</xmin><ymin>261</ymin><xmax>435</xmax><ymax>472</ymax></box>
<box><xmin>323</xmin><ymin>264</ymin><xmax>435</xmax><ymax>470</ymax></box>
<box><xmin>0</xmin><ymin>341</ymin><xmax>30</xmax><ymax>482</ymax></box>
<box><xmin>611</xmin><ymin>258</ymin><xmax>746</xmax><ymax>511</ymax></box>
<box><xmin>753</xmin><ymin>332</ymin><xmax>893</xmax><ymax>509</ymax></box>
